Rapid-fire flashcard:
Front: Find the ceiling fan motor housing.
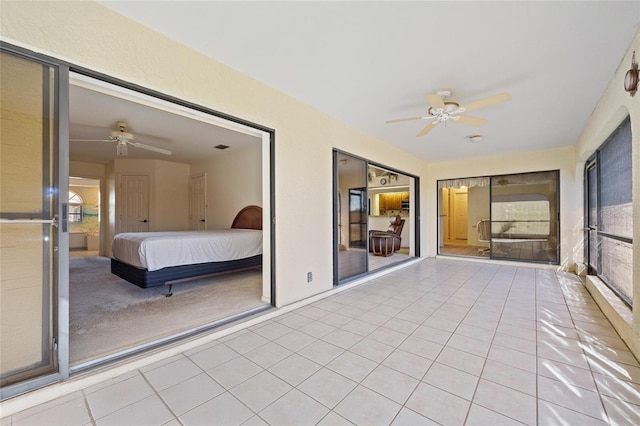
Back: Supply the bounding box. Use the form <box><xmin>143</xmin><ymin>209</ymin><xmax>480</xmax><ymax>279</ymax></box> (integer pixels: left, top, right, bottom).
<box><xmin>111</xmin><ymin>131</ymin><xmax>134</xmax><ymax>141</ymax></box>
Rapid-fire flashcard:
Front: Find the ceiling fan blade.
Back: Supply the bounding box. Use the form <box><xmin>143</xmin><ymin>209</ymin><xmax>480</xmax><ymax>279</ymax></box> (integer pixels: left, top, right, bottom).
<box><xmin>425</xmin><ymin>93</ymin><xmax>446</xmax><ymax>111</ymax></box>
<box><xmin>69</xmin><ymin>139</ymin><xmax>113</xmax><ymax>142</ymax></box>
<box><xmin>454</xmin><ymin>115</ymin><xmax>488</xmax><ymax>126</ymax></box>
<box><xmin>416</xmin><ymin>121</ymin><xmax>438</xmax><ymax>137</ymax></box>
<box><xmin>458</xmin><ymin>92</ymin><xmax>511</xmax><ymax>113</ymax></box>
<box><xmin>130</xmin><ymin>142</ymin><xmax>172</xmax><ymax>155</ymax></box>
<box><xmin>386</xmin><ymin>116</ymin><xmax>431</xmax><ymax>124</ymax></box>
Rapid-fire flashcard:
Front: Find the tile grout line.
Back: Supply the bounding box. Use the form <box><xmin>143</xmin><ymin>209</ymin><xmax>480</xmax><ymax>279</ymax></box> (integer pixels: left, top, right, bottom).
<box><xmin>557</xmin><ymin>272</ymin><xmax>612</xmax><ymax>424</ymax></box>
<box><xmin>461</xmin><ymin>264</ymin><xmax>524</xmax><ymax>425</ymax></box>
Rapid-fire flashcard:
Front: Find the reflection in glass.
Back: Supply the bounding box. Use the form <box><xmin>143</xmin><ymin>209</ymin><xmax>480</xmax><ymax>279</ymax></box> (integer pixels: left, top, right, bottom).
<box><xmin>491</xmin><ymin>171</ymin><xmax>559</xmax><ymax>263</ymax></box>
<box><xmin>336</xmin><ymin>152</ymin><xmax>368</xmax><ymax>281</ymax></box>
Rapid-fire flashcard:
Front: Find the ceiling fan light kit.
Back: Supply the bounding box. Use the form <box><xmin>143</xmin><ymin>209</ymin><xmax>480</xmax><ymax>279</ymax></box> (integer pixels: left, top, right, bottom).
<box><xmin>116</xmin><ymin>141</ymin><xmax>128</xmax><ymax>156</ymax></box>
<box><xmin>386</xmin><ymin>89</ymin><xmax>511</xmax><ymax>138</ymax></box>
<box><xmin>427</xmin><ymin>101</ymin><xmax>462</xmax><ymax>123</ymax></box>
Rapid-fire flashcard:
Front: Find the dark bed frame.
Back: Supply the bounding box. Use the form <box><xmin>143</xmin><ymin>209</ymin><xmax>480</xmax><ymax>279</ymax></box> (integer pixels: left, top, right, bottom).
<box><xmin>110</xmin><ymin>205</ymin><xmax>263</xmax><ymax>295</ymax></box>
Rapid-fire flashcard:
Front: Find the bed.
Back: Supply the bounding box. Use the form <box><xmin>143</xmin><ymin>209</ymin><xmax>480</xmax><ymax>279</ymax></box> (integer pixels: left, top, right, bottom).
<box><xmin>110</xmin><ymin>205</ymin><xmax>263</xmax><ymax>294</ymax></box>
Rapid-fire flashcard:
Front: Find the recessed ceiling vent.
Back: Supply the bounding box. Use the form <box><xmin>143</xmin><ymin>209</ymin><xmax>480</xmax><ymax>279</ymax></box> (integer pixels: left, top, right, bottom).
<box><xmin>214</xmin><ymin>144</ymin><xmax>230</xmax><ymax>150</ymax></box>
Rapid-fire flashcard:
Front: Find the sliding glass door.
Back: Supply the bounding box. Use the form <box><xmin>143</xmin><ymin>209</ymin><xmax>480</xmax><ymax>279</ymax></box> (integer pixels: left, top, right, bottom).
<box><xmin>334</xmin><ymin>150</ymin><xmax>418</xmax><ymax>284</ymax></box>
<box><xmin>438</xmin><ymin>171</ymin><xmax>559</xmax><ymax>264</ymax></box>
<box><xmin>0</xmin><ymin>50</ymin><xmax>62</xmax><ymax>395</ymax></box>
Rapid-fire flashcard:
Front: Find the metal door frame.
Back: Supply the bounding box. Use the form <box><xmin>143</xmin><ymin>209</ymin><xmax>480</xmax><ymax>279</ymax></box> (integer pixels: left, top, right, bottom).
<box><xmin>0</xmin><ymin>45</ymin><xmax>70</xmax><ymax>400</ymax></box>
<box><xmin>1</xmin><ymin>39</ymin><xmax>277</xmax><ymax>399</ymax></box>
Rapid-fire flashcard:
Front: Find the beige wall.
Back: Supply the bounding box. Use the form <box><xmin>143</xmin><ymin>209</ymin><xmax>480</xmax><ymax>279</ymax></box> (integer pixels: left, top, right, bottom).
<box><xmin>152</xmin><ymin>160</ymin><xmax>191</xmax><ymax>231</ymax></box>
<box><xmin>573</xmin><ymin>29</ymin><xmax>640</xmax><ymax>358</ymax></box>
<box><xmin>191</xmin><ymin>143</ymin><xmax>262</xmax><ymax>229</ymax></box>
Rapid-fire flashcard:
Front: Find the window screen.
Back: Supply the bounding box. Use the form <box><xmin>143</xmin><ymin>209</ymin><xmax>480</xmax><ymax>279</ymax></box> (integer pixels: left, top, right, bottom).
<box><xmin>586</xmin><ymin>116</ymin><xmax>633</xmax><ymax>306</ymax></box>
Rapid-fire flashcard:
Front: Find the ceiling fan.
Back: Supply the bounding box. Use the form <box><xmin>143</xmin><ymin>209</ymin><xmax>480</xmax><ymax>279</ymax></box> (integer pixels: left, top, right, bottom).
<box><xmin>70</xmin><ymin>121</ymin><xmax>172</xmax><ymax>156</ymax></box>
<box><xmin>386</xmin><ymin>89</ymin><xmax>511</xmax><ymax>137</ymax></box>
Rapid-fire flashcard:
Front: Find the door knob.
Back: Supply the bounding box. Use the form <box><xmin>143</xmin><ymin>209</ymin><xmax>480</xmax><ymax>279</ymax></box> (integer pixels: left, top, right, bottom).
<box><xmin>140</xmin><ymin>219</ymin><xmax>148</xmax><ymax>223</ymax></box>
<box><xmin>199</xmin><ymin>219</ymin><xmax>205</xmax><ymax>222</ymax></box>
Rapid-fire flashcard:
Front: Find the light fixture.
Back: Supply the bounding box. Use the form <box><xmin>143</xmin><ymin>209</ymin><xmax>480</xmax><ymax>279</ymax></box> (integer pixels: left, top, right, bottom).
<box><xmin>624</xmin><ymin>51</ymin><xmax>638</xmax><ymax>97</ymax></box>
<box><xmin>116</xmin><ymin>141</ymin><xmax>128</xmax><ymax>156</ymax></box>
<box><xmin>428</xmin><ymin>101</ymin><xmax>462</xmax><ymax>123</ymax></box>
<box><xmin>469</xmin><ymin>135</ymin><xmax>483</xmax><ymax>143</ymax></box>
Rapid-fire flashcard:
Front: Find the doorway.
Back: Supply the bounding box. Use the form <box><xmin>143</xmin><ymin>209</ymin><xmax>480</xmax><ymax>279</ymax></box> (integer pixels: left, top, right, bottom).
<box><xmin>444</xmin><ymin>187</ymin><xmax>469</xmax><ymax>242</ymax></box>
<box><xmin>118</xmin><ymin>174</ymin><xmax>150</xmax><ymax>233</ymax></box>
<box><xmin>189</xmin><ymin>173</ymin><xmax>207</xmax><ymax>230</ymax></box>
<box><xmin>437</xmin><ymin>171</ymin><xmax>560</xmax><ymax>264</ymax></box>
<box><xmin>334</xmin><ymin>150</ymin><xmax>419</xmax><ymax>285</ymax></box>
<box><xmin>1</xmin><ymin>42</ymin><xmax>275</xmax><ymax>398</ymax></box>
<box><xmin>69</xmin><ymin>177</ymin><xmax>101</xmax><ymax>254</ymax></box>
<box><xmin>67</xmin><ymin>74</ymin><xmax>273</xmax><ymax>369</ymax></box>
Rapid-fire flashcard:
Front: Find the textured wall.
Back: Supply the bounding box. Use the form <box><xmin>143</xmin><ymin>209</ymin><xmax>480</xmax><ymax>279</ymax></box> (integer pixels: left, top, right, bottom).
<box><xmin>190</xmin><ymin>143</ymin><xmax>262</xmax><ymax>230</ymax></box>
<box><xmin>574</xmin><ymin>29</ymin><xmax>640</xmax><ymax>359</ymax></box>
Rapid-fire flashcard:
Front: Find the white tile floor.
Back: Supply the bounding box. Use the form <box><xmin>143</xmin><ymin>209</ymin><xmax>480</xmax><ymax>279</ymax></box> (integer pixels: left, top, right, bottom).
<box><xmin>3</xmin><ymin>258</ymin><xmax>640</xmax><ymax>425</ymax></box>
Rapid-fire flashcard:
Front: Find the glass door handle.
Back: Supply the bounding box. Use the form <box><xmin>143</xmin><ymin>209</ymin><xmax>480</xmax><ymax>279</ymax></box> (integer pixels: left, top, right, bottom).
<box><xmin>0</xmin><ymin>219</ymin><xmax>56</xmax><ymax>224</ymax></box>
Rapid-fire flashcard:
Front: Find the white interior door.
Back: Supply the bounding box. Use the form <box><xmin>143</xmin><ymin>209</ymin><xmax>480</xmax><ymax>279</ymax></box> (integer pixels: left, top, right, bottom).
<box><xmin>189</xmin><ymin>173</ymin><xmax>207</xmax><ymax>230</ymax></box>
<box><xmin>119</xmin><ymin>174</ymin><xmax>150</xmax><ymax>233</ymax></box>
<box><xmin>452</xmin><ymin>188</ymin><xmax>468</xmax><ymax>240</ymax></box>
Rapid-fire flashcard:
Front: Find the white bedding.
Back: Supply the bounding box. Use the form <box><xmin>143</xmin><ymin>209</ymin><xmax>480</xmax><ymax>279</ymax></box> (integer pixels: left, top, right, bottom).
<box><xmin>112</xmin><ymin>229</ymin><xmax>262</xmax><ymax>271</ymax></box>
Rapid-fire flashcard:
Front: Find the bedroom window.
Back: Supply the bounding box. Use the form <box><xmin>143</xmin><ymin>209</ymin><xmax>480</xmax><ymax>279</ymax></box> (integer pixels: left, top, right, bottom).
<box><xmin>69</xmin><ymin>191</ymin><xmax>83</xmax><ymax>223</ymax></box>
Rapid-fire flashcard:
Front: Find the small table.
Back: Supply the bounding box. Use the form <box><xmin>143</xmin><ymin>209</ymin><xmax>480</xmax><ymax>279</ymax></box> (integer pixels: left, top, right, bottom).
<box><xmin>371</xmin><ymin>233</ymin><xmax>395</xmax><ymax>257</ymax></box>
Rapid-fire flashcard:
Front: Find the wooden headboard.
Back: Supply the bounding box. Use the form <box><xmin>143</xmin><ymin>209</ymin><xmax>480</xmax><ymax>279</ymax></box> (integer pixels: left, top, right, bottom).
<box><xmin>231</xmin><ymin>205</ymin><xmax>263</xmax><ymax>230</ymax></box>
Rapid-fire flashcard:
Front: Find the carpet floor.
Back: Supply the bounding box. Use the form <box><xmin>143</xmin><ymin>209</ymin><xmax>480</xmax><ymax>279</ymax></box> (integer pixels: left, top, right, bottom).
<box><xmin>69</xmin><ymin>254</ymin><xmax>265</xmax><ymax>365</ymax></box>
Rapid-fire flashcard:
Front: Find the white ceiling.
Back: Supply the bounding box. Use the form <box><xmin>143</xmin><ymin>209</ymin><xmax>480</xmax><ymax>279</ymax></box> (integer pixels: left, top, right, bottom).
<box><xmin>96</xmin><ymin>1</ymin><xmax>640</xmax><ymax>163</ymax></box>
<box><xmin>69</xmin><ymin>81</ymin><xmax>260</xmax><ymax>164</ymax></box>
